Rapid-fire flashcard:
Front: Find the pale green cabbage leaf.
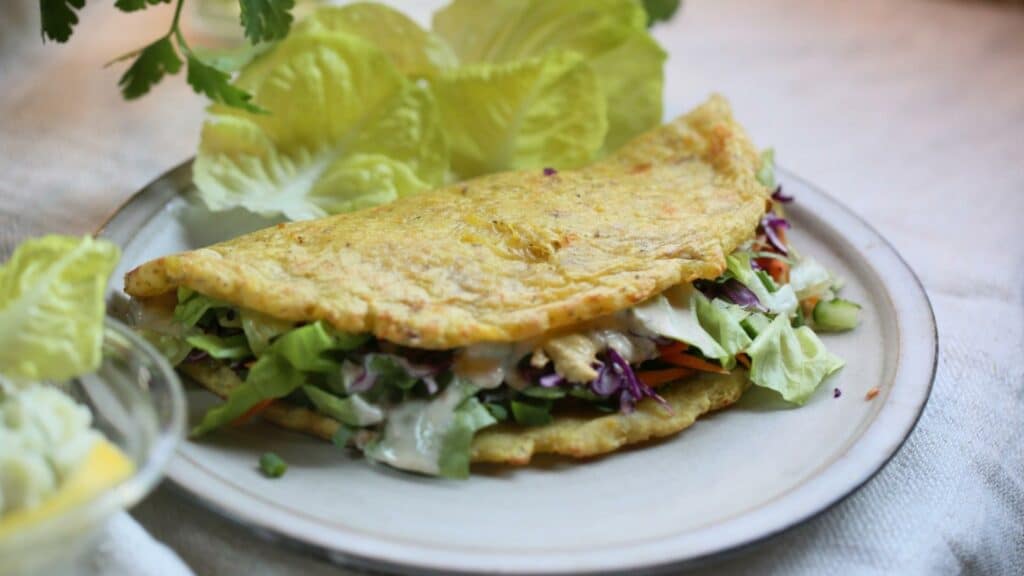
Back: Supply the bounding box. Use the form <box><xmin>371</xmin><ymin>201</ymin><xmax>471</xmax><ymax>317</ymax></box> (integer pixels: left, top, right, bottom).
<box><xmin>746</xmin><ymin>315</ymin><xmax>845</xmax><ymax>405</ymax></box>
<box><xmin>193</xmin><ymin>32</ymin><xmax>447</xmax><ymax>220</ymax></box>
<box><xmin>0</xmin><ymin>236</ymin><xmax>120</xmax><ymax>384</ymax></box>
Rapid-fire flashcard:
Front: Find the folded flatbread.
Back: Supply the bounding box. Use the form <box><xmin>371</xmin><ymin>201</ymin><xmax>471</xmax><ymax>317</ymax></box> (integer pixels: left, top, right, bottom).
<box><xmin>127</xmin><ymin>95</ymin><xmax>768</xmax><ymax>474</ymax></box>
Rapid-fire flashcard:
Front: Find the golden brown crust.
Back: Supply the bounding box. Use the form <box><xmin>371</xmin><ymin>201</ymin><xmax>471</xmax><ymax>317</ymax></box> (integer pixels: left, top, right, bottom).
<box><xmin>126</xmin><ymin>95</ymin><xmax>767</xmax><ymax>349</ymax></box>
<box><xmin>180</xmin><ymin>360</ymin><xmax>748</xmax><ymax>465</ymax></box>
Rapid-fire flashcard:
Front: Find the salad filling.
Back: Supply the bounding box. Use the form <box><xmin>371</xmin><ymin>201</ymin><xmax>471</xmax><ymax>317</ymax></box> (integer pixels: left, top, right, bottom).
<box><xmin>137</xmin><ymin>183</ymin><xmax>860</xmax><ymax>479</ymax></box>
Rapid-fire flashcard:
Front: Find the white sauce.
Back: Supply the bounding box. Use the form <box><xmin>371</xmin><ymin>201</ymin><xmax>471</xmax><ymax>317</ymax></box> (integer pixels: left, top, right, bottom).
<box><xmin>0</xmin><ymin>384</ymin><xmax>99</xmax><ymax>516</ymax></box>
<box><xmin>364</xmin><ymin>383</ymin><xmax>468</xmax><ymax>475</ymax></box>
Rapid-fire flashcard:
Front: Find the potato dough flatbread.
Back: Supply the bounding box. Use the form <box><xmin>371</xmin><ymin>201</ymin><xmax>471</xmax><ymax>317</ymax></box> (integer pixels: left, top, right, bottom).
<box><xmin>126</xmin><ymin>95</ymin><xmax>767</xmax><ymax>350</ymax></box>
<box><xmin>180</xmin><ymin>359</ymin><xmax>748</xmax><ymax>465</ymax></box>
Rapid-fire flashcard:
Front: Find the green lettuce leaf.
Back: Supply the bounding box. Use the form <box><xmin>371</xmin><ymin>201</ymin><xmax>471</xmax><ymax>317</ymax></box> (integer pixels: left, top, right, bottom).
<box><xmin>433</xmin><ymin>0</ymin><xmax>663</xmax><ymax>155</ymax></box>
<box><xmin>631</xmin><ymin>284</ymin><xmax>728</xmax><ymax>363</ymax></box>
<box><xmin>726</xmin><ymin>252</ymin><xmax>798</xmax><ymax>318</ymax></box>
<box><xmin>193</xmin><ymin>32</ymin><xmax>447</xmax><ymax>220</ymax></box>
<box><xmin>438</xmin><ymin>397</ymin><xmax>497</xmax><ymax>479</ymax></box>
<box><xmin>302</xmin><ymin>385</ymin><xmax>384</xmax><ymax>426</ymax></box>
<box><xmin>294</xmin><ymin>3</ymin><xmax>456</xmax><ymax>77</ymax></box>
<box><xmin>757</xmin><ymin>148</ymin><xmax>776</xmax><ymax>188</ymax></box>
<box><xmin>174</xmin><ymin>289</ymin><xmax>226</xmax><ymax>328</ymax></box>
<box><xmin>746</xmin><ymin>314</ymin><xmax>845</xmax><ymax>405</ymax></box>
<box><xmin>185</xmin><ymin>333</ymin><xmax>252</xmax><ymax>360</ymax></box>
<box><xmin>789</xmin><ymin>257</ymin><xmax>836</xmax><ymax>301</ymax></box>
<box><xmin>192</xmin><ymin>320</ymin><xmax>352</xmax><ymax>435</ymax></box>
<box><xmin>433</xmin><ymin>51</ymin><xmax>607</xmax><ymax>178</ymax></box>
<box><xmin>240</xmin><ymin>309</ymin><xmax>293</xmax><ymax>356</ymax></box>
<box><xmin>694</xmin><ymin>295</ymin><xmax>752</xmax><ymax>368</ymax></box>
<box><xmin>0</xmin><ymin>236</ymin><xmax>120</xmax><ymax>383</ymax></box>
<box><xmin>364</xmin><ymin>379</ymin><xmax>495</xmax><ymax>478</ymax></box>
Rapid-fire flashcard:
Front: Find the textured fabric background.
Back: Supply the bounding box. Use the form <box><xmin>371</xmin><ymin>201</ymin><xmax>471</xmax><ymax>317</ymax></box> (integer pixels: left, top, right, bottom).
<box><xmin>1</xmin><ymin>1</ymin><xmax>1022</xmax><ymax>574</ymax></box>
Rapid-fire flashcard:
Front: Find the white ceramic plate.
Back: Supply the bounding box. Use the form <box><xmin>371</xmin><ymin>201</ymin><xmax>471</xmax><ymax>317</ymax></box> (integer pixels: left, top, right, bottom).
<box><xmin>99</xmin><ymin>161</ymin><xmax>935</xmax><ymax>575</ymax></box>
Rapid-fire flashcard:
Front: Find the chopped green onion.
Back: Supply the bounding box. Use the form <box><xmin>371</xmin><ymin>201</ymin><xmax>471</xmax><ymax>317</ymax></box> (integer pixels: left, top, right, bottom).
<box><xmin>259</xmin><ymin>452</ymin><xmax>288</xmax><ymax>478</ymax></box>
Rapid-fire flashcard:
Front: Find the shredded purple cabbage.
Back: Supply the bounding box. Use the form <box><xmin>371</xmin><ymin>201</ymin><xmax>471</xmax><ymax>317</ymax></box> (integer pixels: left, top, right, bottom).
<box><xmin>771</xmin><ymin>186</ymin><xmax>793</xmax><ymax>203</ymax></box>
<box><xmin>543</xmin><ymin>167</ymin><xmax>558</xmax><ymax>176</ymax></box>
<box><xmin>539</xmin><ymin>373</ymin><xmax>565</xmax><ymax>388</ymax></box>
<box><xmin>760</xmin><ymin>212</ymin><xmax>791</xmax><ymax>255</ymax></box>
<box><xmin>591</xmin><ymin>350</ymin><xmax>669</xmax><ymax>414</ymax></box>
<box><xmin>695</xmin><ymin>278</ymin><xmax>767</xmax><ymax>312</ymax></box>
<box><xmin>185</xmin><ymin>348</ymin><xmax>209</xmax><ymax>363</ymax></box>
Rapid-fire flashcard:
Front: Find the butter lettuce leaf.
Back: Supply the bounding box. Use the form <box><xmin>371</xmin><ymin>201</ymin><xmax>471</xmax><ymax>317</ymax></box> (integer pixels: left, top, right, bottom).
<box><xmin>193</xmin><ymin>33</ymin><xmax>447</xmax><ymax>220</ymax></box>
<box><xmin>433</xmin><ymin>51</ymin><xmax>607</xmax><ymax>177</ymax></box>
<box><xmin>295</xmin><ymin>3</ymin><xmax>456</xmax><ymax>77</ymax></box>
<box><xmin>433</xmin><ymin>0</ymin><xmax>662</xmax><ymax>155</ymax></box>
<box><xmin>0</xmin><ymin>236</ymin><xmax>120</xmax><ymax>384</ymax></box>
<box><xmin>747</xmin><ymin>315</ymin><xmax>845</xmax><ymax>405</ymax></box>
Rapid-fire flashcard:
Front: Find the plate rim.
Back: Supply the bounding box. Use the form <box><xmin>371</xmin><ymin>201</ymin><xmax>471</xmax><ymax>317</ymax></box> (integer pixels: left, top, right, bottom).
<box><xmin>99</xmin><ymin>159</ymin><xmax>937</xmax><ymax>575</ymax></box>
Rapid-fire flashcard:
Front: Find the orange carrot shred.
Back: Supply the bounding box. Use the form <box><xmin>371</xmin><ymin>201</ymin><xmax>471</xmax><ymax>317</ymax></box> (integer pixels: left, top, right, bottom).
<box><xmin>232</xmin><ymin>399</ymin><xmax>275</xmax><ymax>427</ymax></box>
<box><xmin>637</xmin><ymin>368</ymin><xmax>696</xmax><ymax>388</ymax></box>
<box><xmin>657</xmin><ymin>345</ymin><xmax>729</xmax><ymax>374</ymax></box>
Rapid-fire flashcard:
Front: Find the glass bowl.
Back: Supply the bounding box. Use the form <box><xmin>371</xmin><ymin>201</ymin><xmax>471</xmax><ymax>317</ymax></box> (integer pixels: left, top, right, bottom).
<box><xmin>0</xmin><ymin>318</ymin><xmax>185</xmax><ymax>576</ymax></box>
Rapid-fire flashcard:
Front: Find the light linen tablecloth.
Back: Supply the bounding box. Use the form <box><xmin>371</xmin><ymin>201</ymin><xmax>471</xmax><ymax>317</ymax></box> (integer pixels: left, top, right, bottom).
<box><xmin>2</xmin><ymin>1</ymin><xmax>1022</xmax><ymax>574</ymax></box>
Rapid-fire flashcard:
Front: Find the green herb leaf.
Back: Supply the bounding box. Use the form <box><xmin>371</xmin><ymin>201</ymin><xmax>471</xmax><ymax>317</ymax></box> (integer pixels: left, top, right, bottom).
<box><xmin>511</xmin><ymin>399</ymin><xmax>553</xmax><ymax>427</ymax></box>
<box><xmin>40</xmin><ymin>0</ymin><xmax>86</xmax><ymax>43</ymax></box>
<box><xmin>240</xmin><ymin>0</ymin><xmax>296</xmax><ymax>44</ymax></box>
<box><xmin>118</xmin><ymin>36</ymin><xmax>182</xmax><ymax>100</ymax></box>
<box><xmin>642</xmin><ymin>0</ymin><xmax>681</xmax><ymax>27</ymax></box>
<box><xmin>186</xmin><ymin>55</ymin><xmax>264</xmax><ymax>114</ymax></box>
<box><xmin>757</xmin><ymin>148</ymin><xmax>776</xmax><ymax>188</ymax></box>
<box><xmin>114</xmin><ymin>0</ymin><xmax>172</xmax><ymax>13</ymax></box>
<box><xmin>258</xmin><ymin>452</ymin><xmax>288</xmax><ymax>478</ymax></box>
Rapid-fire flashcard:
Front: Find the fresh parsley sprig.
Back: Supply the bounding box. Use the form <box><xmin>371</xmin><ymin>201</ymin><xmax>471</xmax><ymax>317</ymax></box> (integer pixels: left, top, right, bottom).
<box><xmin>40</xmin><ymin>0</ymin><xmax>295</xmax><ymax>112</ymax></box>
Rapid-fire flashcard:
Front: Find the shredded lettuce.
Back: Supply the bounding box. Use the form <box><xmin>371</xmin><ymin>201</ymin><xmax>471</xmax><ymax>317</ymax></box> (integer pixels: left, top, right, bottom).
<box><xmin>693</xmin><ymin>295</ymin><xmax>752</xmax><ymax>369</ymax></box>
<box><xmin>438</xmin><ymin>397</ymin><xmax>497</xmax><ymax>479</ymax></box>
<box><xmin>192</xmin><ymin>321</ymin><xmax>355</xmax><ymax>436</ymax></box>
<box><xmin>185</xmin><ymin>333</ymin><xmax>252</xmax><ymax>360</ymax></box>
<box><xmin>0</xmin><ymin>235</ymin><xmax>120</xmax><ymax>384</ymax></box>
<box><xmin>726</xmin><ymin>253</ymin><xmax>798</xmax><ymax>318</ymax></box>
<box><xmin>757</xmin><ymin>148</ymin><xmax>776</xmax><ymax>188</ymax></box>
<box><xmin>789</xmin><ymin>257</ymin><xmax>836</xmax><ymax>301</ymax></box>
<box><xmin>174</xmin><ymin>289</ymin><xmax>226</xmax><ymax>328</ymax></box>
<box><xmin>364</xmin><ymin>379</ymin><xmax>495</xmax><ymax>478</ymax></box>
<box><xmin>240</xmin><ymin>309</ymin><xmax>293</xmax><ymax>356</ymax></box>
<box><xmin>302</xmin><ymin>385</ymin><xmax>383</xmax><ymax>427</ymax></box>
<box><xmin>746</xmin><ymin>315</ymin><xmax>845</xmax><ymax>405</ymax></box>
<box><xmin>631</xmin><ymin>284</ymin><xmax>728</xmax><ymax>363</ymax></box>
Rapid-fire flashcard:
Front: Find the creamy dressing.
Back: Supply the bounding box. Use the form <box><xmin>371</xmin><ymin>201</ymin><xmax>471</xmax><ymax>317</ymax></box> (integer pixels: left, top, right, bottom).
<box><xmin>364</xmin><ymin>382</ymin><xmax>470</xmax><ymax>475</ymax></box>
<box><xmin>0</xmin><ymin>385</ymin><xmax>100</xmax><ymax>517</ymax></box>
<box><xmin>451</xmin><ymin>309</ymin><xmax>661</xmax><ymax>386</ymax></box>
